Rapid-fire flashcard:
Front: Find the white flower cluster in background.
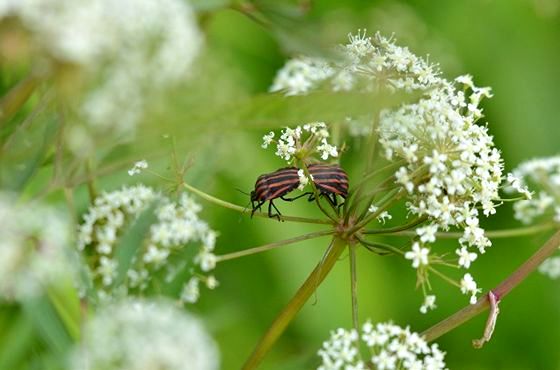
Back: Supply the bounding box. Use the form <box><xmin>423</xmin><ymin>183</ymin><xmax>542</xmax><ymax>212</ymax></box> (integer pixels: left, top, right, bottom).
<box><xmin>507</xmin><ymin>156</ymin><xmax>560</xmax><ymax>281</ymax></box>
<box><xmin>261</xmin><ymin>122</ymin><xmax>338</xmax><ymax>163</ymax></box>
<box><xmin>70</xmin><ymin>299</ymin><xmax>219</xmax><ymax>370</ymax></box>
<box><xmin>0</xmin><ymin>0</ymin><xmax>202</xmax><ymax>142</ymax></box>
<box><xmin>0</xmin><ymin>193</ymin><xmax>71</xmax><ymax>299</ymax></box>
<box><xmin>317</xmin><ymin>321</ymin><xmax>446</xmax><ymax>370</ymax></box>
<box><xmin>507</xmin><ymin>156</ymin><xmax>560</xmax><ymax>224</ymax></box>
<box><xmin>77</xmin><ymin>185</ymin><xmax>218</xmax><ymax>304</ymax></box>
<box><xmin>271</xmin><ymin>31</ymin><xmax>441</xmax><ymax>96</ymax></box>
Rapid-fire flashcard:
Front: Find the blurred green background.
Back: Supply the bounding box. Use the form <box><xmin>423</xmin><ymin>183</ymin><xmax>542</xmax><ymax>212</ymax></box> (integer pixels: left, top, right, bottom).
<box><xmin>2</xmin><ymin>0</ymin><xmax>560</xmax><ymax>369</ymax></box>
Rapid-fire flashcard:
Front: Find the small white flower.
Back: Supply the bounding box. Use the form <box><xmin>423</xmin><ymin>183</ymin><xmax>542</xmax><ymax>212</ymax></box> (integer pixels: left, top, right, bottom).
<box><xmin>460</xmin><ymin>273</ymin><xmax>481</xmax><ymax>304</ymax></box>
<box><xmin>456</xmin><ymin>246</ymin><xmax>478</xmax><ymax>268</ymax></box>
<box><xmin>416</xmin><ymin>224</ymin><xmax>438</xmax><ymax>244</ymax></box>
<box><xmin>128</xmin><ymin>160</ymin><xmax>148</xmax><ymax>176</ymax></box>
<box><xmin>181</xmin><ymin>277</ymin><xmax>200</xmax><ymax>304</ymax></box>
<box><xmin>297</xmin><ymin>169</ymin><xmax>312</xmax><ymax>191</ymax></box>
<box><xmin>261</xmin><ymin>131</ymin><xmax>275</xmax><ymax>149</ymax></box>
<box><xmin>506</xmin><ymin>173</ymin><xmax>532</xmax><ymax>200</ymax></box>
<box><xmin>404</xmin><ymin>242</ymin><xmax>430</xmax><ymax>268</ymax></box>
<box><xmin>419</xmin><ymin>295</ymin><xmax>437</xmax><ymax>314</ymax></box>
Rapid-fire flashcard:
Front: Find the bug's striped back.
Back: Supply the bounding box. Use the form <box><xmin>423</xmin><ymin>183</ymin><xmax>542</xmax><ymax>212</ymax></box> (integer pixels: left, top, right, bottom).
<box><xmin>252</xmin><ymin>167</ymin><xmax>300</xmax><ymax>201</ymax></box>
<box><xmin>308</xmin><ymin>163</ymin><xmax>349</xmax><ymax>198</ymax></box>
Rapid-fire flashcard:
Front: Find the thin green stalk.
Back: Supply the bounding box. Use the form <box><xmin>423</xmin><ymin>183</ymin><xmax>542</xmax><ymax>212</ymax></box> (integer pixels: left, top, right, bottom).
<box><xmin>363</xmin><ymin>216</ymin><xmax>428</xmax><ymax>235</ymax></box>
<box><xmin>0</xmin><ymin>74</ymin><xmax>40</xmax><ymax>127</ymax></box>
<box><xmin>183</xmin><ymin>183</ymin><xmax>333</xmax><ymax>225</ymax></box>
<box><xmin>242</xmin><ymin>237</ymin><xmax>348</xmax><ymax>370</ymax></box>
<box><xmin>216</xmin><ymin>229</ymin><xmax>335</xmax><ymax>262</ymax></box>
<box><xmin>391</xmin><ymin>222</ymin><xmax>558</xmax><ymax>239</ymax></box>
<box><xmin>349</xmin><ymin>189</ymin><xmax>402</xmax><ymax>233</ymax></box>
<box><xmin>421</xmin><ymin>228</ymin><xmax>560</xmax><ymax>342</ymax></box>
<box><xmin>350</xmin><ymin>245</ymin><xmax>359</xmax><ymax>332</ymax></box>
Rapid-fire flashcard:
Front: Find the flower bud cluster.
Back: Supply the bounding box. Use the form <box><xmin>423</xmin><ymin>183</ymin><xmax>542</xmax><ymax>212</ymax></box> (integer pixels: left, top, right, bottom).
<box><xmin>261</xmin><ymin>122</ymin><xmax>338</xmax><ymax>163</ymax></box>
<box><xmin>78</xmin><ymin>185</ymin><xmax>217</xmax><ymax>303</ymax></box>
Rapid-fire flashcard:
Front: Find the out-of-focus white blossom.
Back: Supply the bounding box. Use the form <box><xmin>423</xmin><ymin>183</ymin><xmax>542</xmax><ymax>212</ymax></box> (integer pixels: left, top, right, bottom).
<box><xmin>318</xmin><ymin>321</ymin><xmax>447</xmax><ymax>370</ymax></box>
<box><xmin>0</xmin><ymin>193</ymin><xmax>71</xmax><ymax>299</ymax></box>
<box><xmin>297</xmin><ymin>169</ymin><xmax>313</xmax><ymax>191</ymax></box>
<box><xmin>539</xmin><ymin>256</ymin><xmax>560</xmax><ymax>279</ymax></box>
<box><xmin>270</xmin><ymin>57</ymin><xmax>333</xmax><ymax>96</ymax></box>
<box><xmin>1</xmin><ymin>0</ymin><xmax>203</xmax><ymax>141</ymax></box>
<box><xmin>508</xmin><ymin>156</ymin><xmax>560</xmax><ymax>224</ymax></box>
<box><xmin>419</xmin><ymin>295</ymin><xmax>437</xmax><ymax>314</ymax></box>
<box><xmin>78</xmin><ymin>185</ymin><xmax>218</xmax><ymax>304</ymax></box>
<box><xmin>128</xmin><ymin>160</ymin><xmax>148</xmax><ymax>176</ymax></box>
<box><xmin>262</xmin><ymin>122</ymin><xmax>338</xmax><ymax>164</ymax></box>
<box><xmin>460</xmin><ymin>273</ymin><xmax>481</xmax><ymax>304</ymax></box>
<box><xmin>272</xmin><ymin>31</ymin><xmax>441</xmax><ymax>96</ymax></box>
<box><xmin>70</xmin><ymin>299</ymin><xmax>219</xmax><ymax>370</ymax></box>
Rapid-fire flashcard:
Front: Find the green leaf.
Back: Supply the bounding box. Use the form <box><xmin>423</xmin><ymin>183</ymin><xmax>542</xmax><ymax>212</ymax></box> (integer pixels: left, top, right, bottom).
<box><xmin>113</xmin><ymin>201</ymin><xmax>159</xmax><ymax>288</ymax></box>
<box><xmin>0</xmin><ymin>313</ymin><xmax>35</xmax><ymax>370</ymax></box>
<box><xmin>22</xmin><ymin>295</ymin><xmax>73</xmax><ymax>357</ymax></box>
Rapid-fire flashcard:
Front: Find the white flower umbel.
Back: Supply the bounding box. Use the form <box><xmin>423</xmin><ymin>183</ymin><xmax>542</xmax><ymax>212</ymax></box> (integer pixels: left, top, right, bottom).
<box><xmin>1</xmin><ymin>0</ymin><xmax>202</xmax><ymax>141</ymax></box>
<box><xmin>318</xmin><ymin>321</ymin><xmax>447</xmax><ymax>370</ymax></box>
<box><xmin>508</xmin><ymin>156</ymin><xmax>560</xmax><ymax>224</ymax></box>
<box><xmin>262</xmin><ymin>122</ymin><xmax>339</xmax><ymax>164</ymax></box>
<box><xmin>0</xmin><ymin>193</ymin><xmax>71</xmax><ymax>300</ymax></box>
<box><xmin>78</xmin><ymin>185</ymin><xmax>218</xmax><ymax>303</ymax></box>
<box><xmin>271</xmin><ymin>31</ymin><xmax>442</xmax><ymax>96</ymax></box>
<box><xmin>70</xmin><ymin>298</ymin><xmax>219</xmax><ymax>370</ymax></box>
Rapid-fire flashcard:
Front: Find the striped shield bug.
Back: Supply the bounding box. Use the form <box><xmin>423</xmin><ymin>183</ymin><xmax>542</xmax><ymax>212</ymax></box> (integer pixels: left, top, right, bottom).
<box><xmin>250</xmin><ymin>167</ymin><xmax>309</xmax><ymax>220</ymax></box>
<box><xmin>307</xmin><ymin>163</ymin><xmax>349</xmax><ymax>207</ymax></box>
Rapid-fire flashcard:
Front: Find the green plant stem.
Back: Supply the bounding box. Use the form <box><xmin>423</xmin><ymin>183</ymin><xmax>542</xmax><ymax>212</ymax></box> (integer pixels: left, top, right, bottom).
<box><xmin>216</xmin><ymin>229</ymin><xmax>335</xmax><ymax>262</ymax></box>
<box><xmin>391</xmin><ymin>222</ymin><xmax>558</xmax><ymax>239</ymax></box>
<box><xmin>183</xmin><ymin>183</ymin><xmax>333</xmax><ymax>225</ymax></box>
<box><xmin>242</xmin><ymin>237</ymin><xmax>348</xmax><ymax>370</ymax></box>
<box><xmin>348</xmin><ymin>189</ymin><xmax>402</xmax><ymax>233</ymax></box>
<box><xmin>421</xmin><ymin>228</ymin><xmax>560</xmax><ymax>342</ymax></box>
<box><xmin>349</xmin><ymin>244</ymin><xmax>359</xmax><ymax>332</ymax></box>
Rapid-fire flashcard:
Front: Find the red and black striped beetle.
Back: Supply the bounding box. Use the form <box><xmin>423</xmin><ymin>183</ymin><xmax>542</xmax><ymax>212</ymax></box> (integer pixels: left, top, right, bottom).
<box><xmin>307</xmin><ymin>163</ymin><xmax>349</xmax><ymax>207</ymax></box>
<box><xmin>250</xmin><ymin>164</ymin><xmax>349</xmax><ymax>219</ymax></box>
<box><xmin>250</xmin><ymin>167</ymin><xmax>308</xmax><ymax>219</ymax></box>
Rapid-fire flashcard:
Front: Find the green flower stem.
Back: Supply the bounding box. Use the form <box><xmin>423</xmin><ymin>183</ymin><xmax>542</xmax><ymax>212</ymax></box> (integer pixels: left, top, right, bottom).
<box><xmin>344</xmin><ymin>161</ymin><xmax>404</xmax><ymax>221</ymax></box>
<box><xmin>0</xmin><ymin>74</ymin><xmax>40</xmax><ymax>127</ymax></box>
<box><xmin>242</xmin><ymin>237</ymin><xmax>348</xmax><ymax>370</ymax></box>
<box><xmin>216</xmin><ymin>229</ymin><xmax>335</xmax><ymax>262</ymax></box>
<box><xmin>183</xmin><ymin>183</ymin><xmax>333</xmax><ymax>225</ymax></box>
<box><xmin>362</xmin><ymin>216</ymin><xmax>427</xmax><ymax>235</ymax></box>
<box><xmin>349</xmin><ymin>188</ymin><xmax>402</xmax><ymax>233</ymax></box>
<box><xmin>390</xmin><ymin>222</ymin><xmax>558</xmax><ymax>239</ymax></box>
<box><xmin>421</xmin><ymin>228</ymin><xmax>560</xmax><ymax>343</ymax></box>
<box><xmin>349</xmin><ymin>244</ymin><xmax>359</xmax><ymax>332</ymax></box>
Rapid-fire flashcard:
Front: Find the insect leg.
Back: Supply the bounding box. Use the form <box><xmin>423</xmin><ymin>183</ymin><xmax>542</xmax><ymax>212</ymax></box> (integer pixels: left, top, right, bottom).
<box><xmin>269</xmin><ymin>200</ymin><xmax>282</xmax><ymax>221</ymax></box>
<box><xmin>281</xmin><ymin>192</ymin><xmax>313</xmax><ymax>202</ymax></box>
